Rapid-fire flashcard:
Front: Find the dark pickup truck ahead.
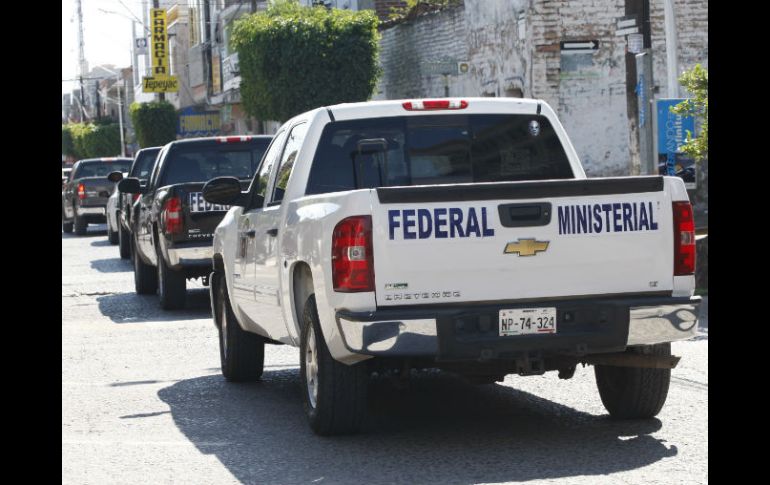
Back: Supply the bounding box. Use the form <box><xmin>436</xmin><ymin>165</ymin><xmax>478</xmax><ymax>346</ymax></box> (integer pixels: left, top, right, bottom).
<box><xmin>115</xmin><ymin>147</ymin><xmax>162</xmax><ymax>259</ymax></box>
<box><xmin>63</xmin><ymin>157</ymin><xmax>132</xmax><ymax>235</ymax></box>
<box><xmin>120</xmin><ymin>136</ymin><xmax>272</xmax><ymax>309</ymax></box>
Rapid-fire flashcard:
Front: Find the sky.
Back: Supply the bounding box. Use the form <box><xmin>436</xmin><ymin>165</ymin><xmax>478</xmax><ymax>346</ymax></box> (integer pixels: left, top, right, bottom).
<box><xmin>62</xmin><ymin>0</ymin><xmax>146</xmax><ymax>95</ymax></box>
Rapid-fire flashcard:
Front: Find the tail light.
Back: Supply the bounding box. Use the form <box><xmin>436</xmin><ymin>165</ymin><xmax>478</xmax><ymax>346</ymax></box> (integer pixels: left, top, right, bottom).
<box><xmin>402</xmin><ymin>99</ymin><xmax>468</xmax><ymax>111</ymax></box>
<box><xmin>332</xmin><ymin>216</ymin><xmax>374</xmax><ymax>292</ymax></box>
<box><xmin>672</xmin><ymin>201</ymin><xmax>695</xmax><ymax>275</ymax></box>
<box><xmin>77</xmin><ymin>183</ymin><xmax>86</xmax><ymax>200</ymax></box>
<box><xmin>162</xmin><ymin>196</ymin><xmax>183</xmax><ymax>235</ymax></box>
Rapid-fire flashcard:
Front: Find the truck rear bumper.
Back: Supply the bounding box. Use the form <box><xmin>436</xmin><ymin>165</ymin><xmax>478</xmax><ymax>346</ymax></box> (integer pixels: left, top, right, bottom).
<box><xmin>167</xmin><ymin>245</ymin><xmax>213</xmax><ymax>266</ymax></box>
<box><xmin>76</xmin><ymin>206</ymin><xmax>106</xmax><ymax>216</ymax></box>
<box><xmin>335</xmin><ymin>295</ymin><xmax>700</xmax><ymax>360</ymax></box>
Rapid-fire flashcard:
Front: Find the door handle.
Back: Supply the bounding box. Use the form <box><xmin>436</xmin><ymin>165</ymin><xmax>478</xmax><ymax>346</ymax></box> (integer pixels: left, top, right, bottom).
<box><xmin>245</xmin><ymin>229</ymin><xmax>256</xmax><ymax>238</ymax></box>
<box><xmin>266</xmin><ymin>228</ymin><xmax>278</xmax><ymax>237</ymax></box>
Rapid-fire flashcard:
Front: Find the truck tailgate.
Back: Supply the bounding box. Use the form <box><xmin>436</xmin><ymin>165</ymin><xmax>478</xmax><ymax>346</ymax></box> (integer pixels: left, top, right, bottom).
<box><xmin>78</xmin><ymin>177</ymin><xmax>115</xmax><ymax>206</ymax></box>
<box><xmin>169</xmin><ymin>182</ymin><xmax>245</xmax><ymax>242</ymax></box>
<box><xmin>370</xmin><ymin>177</ymin><xmax>673</xmax><ymax>307</ymax></box>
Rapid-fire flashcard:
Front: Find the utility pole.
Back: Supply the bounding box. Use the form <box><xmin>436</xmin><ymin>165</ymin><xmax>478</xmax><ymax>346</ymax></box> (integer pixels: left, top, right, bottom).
<box><xmin>76</xmin><ymin>0</ymin><xmax>88</xmax><ymax>121</ymax></box>
<box><xmin>663</xmin><ymin>0</ymin><xmax>679</xmax><ymax>97</ymax></box>
<box><xmin>116</xmin><ymin>74</ymin><xmax>126</xmax><ymax>157</ymax></box>
<box><xmin>95</xmin><ymin>82</ymin><xmax>101</xmax><ymax>120</ymax></box>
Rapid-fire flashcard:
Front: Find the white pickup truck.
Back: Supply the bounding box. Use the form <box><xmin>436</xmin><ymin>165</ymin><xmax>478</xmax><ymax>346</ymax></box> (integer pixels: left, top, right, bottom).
<box><xmin>203</xmin><ymin>98</ymin><xmax>700</xmax><ymax>435</ymax></box>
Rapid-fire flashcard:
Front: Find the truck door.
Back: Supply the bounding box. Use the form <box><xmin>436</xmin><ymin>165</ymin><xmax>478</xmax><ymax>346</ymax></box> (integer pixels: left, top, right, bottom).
<box><xmin>249</xmin><ymin>122</ymin><xmax>307</xmax><ymax>343</ymax></box>
<box><xmin>233</xmin><ymin>130</ymin><xmax>287</xmax><ymax>334</ymax></box>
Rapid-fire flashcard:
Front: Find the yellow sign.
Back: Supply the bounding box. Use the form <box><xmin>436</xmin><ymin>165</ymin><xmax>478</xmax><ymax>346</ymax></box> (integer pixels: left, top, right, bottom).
<box><xmin>151</xmin><ymin>8</ymin><xmax>169</xmax><ymax>77</ymax></box>
<box><xmin>142</xmin><ymin>8</ymin><xmax>177</xmax><ymax>93</ymax></box>
<box><xmin>143</xmin><ymin>76</ymin><xmax>179</xmax><ymax>93</ymax></box>
<box><xmin>503</xmin><ymin>239</ymin><xmax>550</xmax><ymax>257</ymax></box>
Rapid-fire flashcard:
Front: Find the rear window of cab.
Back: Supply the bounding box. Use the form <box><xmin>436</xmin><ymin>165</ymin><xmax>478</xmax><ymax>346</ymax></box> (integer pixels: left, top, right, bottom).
<box><xmin>305</xmin><ymin>114</ymin><xmax>573</xmax><ymax>195</ymax></box>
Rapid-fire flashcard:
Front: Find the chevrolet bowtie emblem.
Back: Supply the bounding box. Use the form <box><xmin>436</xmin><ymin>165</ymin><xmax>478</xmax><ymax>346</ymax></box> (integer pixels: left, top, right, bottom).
<box><xmin>504</xmin><ymin>239</ymin><xmax>549</xmax><ymax>256</ymax></box>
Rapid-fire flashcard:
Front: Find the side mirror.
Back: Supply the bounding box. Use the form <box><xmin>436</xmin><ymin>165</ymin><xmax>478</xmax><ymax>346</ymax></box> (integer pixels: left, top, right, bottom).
<box><xmin>202</xmin><ymin>177</ymin><xmax>246</xmax><ymax>206</ymax></box>
<box><xmin>107</xmin><ymin>171</ymin><xmax>124</xmax><ymax>183</ymax></box>
<box><xmin>118</xmin><ymin>177</ymin><xmax>143</xmax><ymax>194</ymax></box>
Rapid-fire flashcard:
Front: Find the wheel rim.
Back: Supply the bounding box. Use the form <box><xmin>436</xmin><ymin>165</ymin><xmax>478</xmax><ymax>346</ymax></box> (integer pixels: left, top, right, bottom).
<box><xmin>305</xmin><ymin>325</ymin><xmax>318</xmax><ymax>408</ymax></box>
<box><xmin>220</xmin><ymin>295</ymin><xmax>228</xmax><ymax>358</ymax></box>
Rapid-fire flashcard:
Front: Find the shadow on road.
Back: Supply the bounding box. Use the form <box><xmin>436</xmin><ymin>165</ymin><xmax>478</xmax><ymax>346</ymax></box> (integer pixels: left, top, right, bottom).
<box><xmin>90</xmin><ymin>239</ymin><xmax>113</xmax><ymax>247</ymax></box>
<box><xmin>96</xmin><ymin>288</ymin><xmax>211</xmax><ymax>323</ymax></box>
<box><xmin>158</xmin><ymin>371</ymin><xmax>675</xmax><ymax>485</ymax></box>
<box><xmin>61</xmin><ymin>226</ymin><xmax>107</xmax><ymax>239</ymax></box>
<box><xmin>90</xmin><ymin>258</ymin><xmax>132</xmax><ymax>273</ymax></box>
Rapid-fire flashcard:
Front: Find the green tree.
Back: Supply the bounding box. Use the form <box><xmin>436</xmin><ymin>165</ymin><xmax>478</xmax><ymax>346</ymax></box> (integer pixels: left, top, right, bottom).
<box><xmin>388</xmin><ymin>0</ymin><xmax>462</xmax><ymax>20</ymax></box>
<box><xmin>67</xmin><ymin>123</ymin><xmax>122</xmax><ymax>158</ymax></box>
<box><xmin>62</xmin><ymin>124</ymin><xmax>79</xmax><ymax>158</ymax></box>
<box><xmin>129</xmin><ymin>101</ymin><xmax>178</xmax><ymax>148</ymax></box>
<box><xmin>231</xmin><ymin>0</ymin><xmax>380</xmax><ymax>122</ymax></box>
<box><xmin>671</xmin><ymin>64</ymin><xmax>708</xmax><ymax>161</ymax></box>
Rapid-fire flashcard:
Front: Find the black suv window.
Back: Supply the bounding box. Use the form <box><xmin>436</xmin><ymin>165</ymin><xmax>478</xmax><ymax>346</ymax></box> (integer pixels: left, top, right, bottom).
<box><xmin>73</xmin><ymin>160</ymin><xmax>132</xmax><ymax>178</ymax></box>
<box><xmin>159</xmin><ymin>142</ymin><xmax>269</xmax><ymax>186</ymax></box>
<box><xmin>130</xmin><ymin>148</ymin><xmax>161</xmax><ymax>180</ymax></box>
<box><xmin>306</xmin><ymin>114</ymin><xmax>573</xmax><ymax>195</ymax></box>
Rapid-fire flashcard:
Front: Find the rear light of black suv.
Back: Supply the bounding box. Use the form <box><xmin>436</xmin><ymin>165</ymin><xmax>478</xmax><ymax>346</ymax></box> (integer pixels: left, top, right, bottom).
<box><xmin>162</xmin><ymin>196</ymin><xmax>183</xmax><ymax>236</ymax></box>
<box><xmin>332</xmin><ymin>216</ymin><xmax>374</xmax><ymax>292</ymax></box>
<box><xmin>77</xmin><ymin>183</ymin><xmax>86</xmax><ymax>200</ymax></box>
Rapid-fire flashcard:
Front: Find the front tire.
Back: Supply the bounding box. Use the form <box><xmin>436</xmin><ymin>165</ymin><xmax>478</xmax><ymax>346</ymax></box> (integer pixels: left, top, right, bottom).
<box><xmin>132</xmin><ymin>237</ymin><xmax>157</xmax><ymax>295</ymax></box>
<box><xmin>300</xmin><ymin>295</ymin><xmax>368</xmax><ymax>435</ymax></box>
<box><xmin>595</xmin><ymin>343</ymin><xmax>672</xmax><ymax>419</ymax></box>
<box><xmin>118</xmin><ymin>225</ymin><xmax>130</xmax><ymax>259</ymax></box>
<box><xmin>74</xmin><ymin>214</ymin><xmax>87</xmax><ymax>235</ymax></box>
<box><xmin>157</xmin><ymin>249</ymin><xmax>186</xmax><ymax>310</ymax></box>
<box><xmin>216</xmin><ymin>273</ymin><xmax>264</xmax><ymax>381</ymax></box>
<box><xmin>107</xmin><ymin>220</ymin><xmax>118</xmax><ymax>244</ymax></box>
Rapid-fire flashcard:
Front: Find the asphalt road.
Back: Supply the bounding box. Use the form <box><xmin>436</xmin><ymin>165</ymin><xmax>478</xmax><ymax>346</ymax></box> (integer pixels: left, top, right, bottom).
<box><xmin>62</xmin><ymin>224</ymin><xmax>708</xmax><ymax>485</ymax></box>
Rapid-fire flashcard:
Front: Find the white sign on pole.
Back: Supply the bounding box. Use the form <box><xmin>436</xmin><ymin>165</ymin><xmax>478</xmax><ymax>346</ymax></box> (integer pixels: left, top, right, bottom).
<box><xmin>627</xmin><ymin>33</ymin><xmax>644</xmax><ymax>54</ymax></box>
<box><xmin>135</xmin><ymin>37</ymin><xmax>147</xmax><ymax>55</ymax></box>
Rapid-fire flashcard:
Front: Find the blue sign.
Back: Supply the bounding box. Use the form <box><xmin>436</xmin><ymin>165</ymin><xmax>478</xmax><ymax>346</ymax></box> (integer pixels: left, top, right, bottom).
<box><xmin>177</xmin><ymin>107</ymin><xmax>221</xmax><ymax>138</ymax></box>
<box><xmin>656</xmin><ymin>99</ymin><xmax>696</xmax><ymax>188</ymax></box>
<box><xmin>636</xmin><ymin>74</ymin><xmax>646</xmax><ymax>125</ymax></box>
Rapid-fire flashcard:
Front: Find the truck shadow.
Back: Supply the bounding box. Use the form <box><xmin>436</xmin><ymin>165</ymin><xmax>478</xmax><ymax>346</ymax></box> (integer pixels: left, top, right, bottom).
<box><xmin>90</xmin><ymin>258</ymin><xmax>132</xmax><ymax>273</ymax></box>
<box><xmin>89</xmin><ymin>239</ymin><xmax>113</xmax><ymax>247</ymax></box>
<box><xmin>96</xmin><ymin>288</ymin><xmax>211</xmax><ymax>323</ymax></box>
<box><xmin>157</xmin><ymin>371</ymin><xmax>675</xmax><ymax>484</ymax></box>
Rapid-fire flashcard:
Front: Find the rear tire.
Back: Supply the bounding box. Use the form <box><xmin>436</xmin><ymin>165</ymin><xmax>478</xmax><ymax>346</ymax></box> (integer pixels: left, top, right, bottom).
<box><xmin>118</xmin><ymin>225</ymin><xmax>130</xmax><ymax>259</ymax></box>
<box><xmin>300</xmin><ymin>295</ymin><xmax>368</xmax><ymax>435</ymax></box>
<box><xmin>74</xmin><ymin>214</ymin><xmax>87</xmax><ymax>235</ymax></box>
<box><xmin>107</xmin><ymin>221</ymin><xmax>118</xmax><ymax>244</ymax></box>
<box><xmin>216</xmin><ymin>273</ymin><xmax>264</xmax><ymax>382</ymax></box>
<box><xmin>595</xmin><ymin>343</ymin><xmax>672</xmax><ymax>419</ymax></box>
<box><xmin>133</xmin><ymin>237</ymin><xmax>157</xmax><ymax>295</ymax></box>
<box><xmin>62</xmin><ymin>220</ymin><xmax>73</xmax><ymax>233</ymax></box>
<box><xmin>157</xmin><ymin>249</ymin><xmax>186</xmax><ymax>310</ymax></box>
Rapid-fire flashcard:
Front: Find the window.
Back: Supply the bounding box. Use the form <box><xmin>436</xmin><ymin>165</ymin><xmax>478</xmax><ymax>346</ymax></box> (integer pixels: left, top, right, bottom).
<box><xmin>251</xmin><ymin>130</ymin><xmax>288</xmax><ymax>203</ymax></box>
<box><xmin>271</xmin><ymin>123</ymin><xmax>308</xmax><ymax>204</ymax></box>
<box><xmin>130</xmin><ymin>148</ymin><xmax>162</xmax><ymax>180</ymax></box>
<box><xmin>160</xmin><ymin>143</ymin><xmax>269</xmax><ymax>187</ymax></box>
<box><xmin>305</xmin><ymin>114</ymin><xmax>573</xmax><ymax>195</ymax></box>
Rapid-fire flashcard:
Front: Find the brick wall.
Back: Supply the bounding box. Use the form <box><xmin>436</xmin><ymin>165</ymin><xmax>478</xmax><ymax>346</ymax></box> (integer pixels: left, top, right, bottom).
<box><xmin>375</xmin><ymin>6</ymin><xmax>469</xmax><ymax>99</ymax></box>
<box><xmin>375</xmin><ymin>0</ymin><xmax>707</xmax><ymax>178</ymax></box>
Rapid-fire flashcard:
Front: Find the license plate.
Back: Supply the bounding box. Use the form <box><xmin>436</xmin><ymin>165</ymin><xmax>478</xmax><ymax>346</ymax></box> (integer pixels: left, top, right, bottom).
<box><xmin>499</xmin><ymin>307</ymin><xmax>557</xmax><ymax>336</ymax></box>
